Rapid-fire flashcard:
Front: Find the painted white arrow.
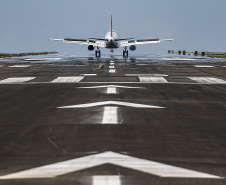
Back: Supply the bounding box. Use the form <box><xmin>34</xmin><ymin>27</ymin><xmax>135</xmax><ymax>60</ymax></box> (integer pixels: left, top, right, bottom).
<box><xmin>0</xmin><ymin>152</ymin><xmax>223</xmax><ymax>179</ymax></box>
<box><xmin>57</xmin><ymin>101</ymin><xmax>165</xmax><ymax>109</ymax></box>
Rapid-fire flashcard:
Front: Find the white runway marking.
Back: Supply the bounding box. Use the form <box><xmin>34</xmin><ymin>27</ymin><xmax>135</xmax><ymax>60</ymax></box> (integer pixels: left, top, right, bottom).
<box><xmin>51</xmin><ymin>76</ymin><xmax>84</xmax><ymax>83</ymax></box>
<box><xmin>125</xmin><ymin>74</ymin><xmax>168</xmax><ymax>77</ymax></box>
<box><xmin>109</xmin><ymin>66</ymin><xmax>115</xmax><ymax>69</ymax></box>
<box><xmin>139</xmin><ymin>77</ymin><xmax>168</xmax><ymax>83</ymax></box>
<box><xmin>162</xmin><ymin>57</ymin><xmax>197</xmax><ymax>61</ymax></box>
<box><xmin>0</xmin><ymin>65</ymin><xmax>2</xmax><ymax>67</ymax></box>
<box><xmin>80</xmin><ymin>74</ymin><xmax>96</xmax><ymax>76</ymax></box>
<box><xmin>0</xmin><ymin>77</ymin><xmax>35</xmax><ymax>84</ymax></box>
<box><xmin>93</xmin><ymin>176</ymin><xmax>121</xmax><ymax>185</ymax></box>
<box><xmin>107</xmin><ymin>87</ymin><xmax>117</xmax><ymax>94</ymax></box>
<box><xmin>9</xmin><ymin>65</ymin><xmax>30</xmax><ymax>68</ymax></box>
<box><xmin>109</xmin><ymin>69</ymin><xmax>116</xmax><ymax>73</ymax></box>
<box><xmin>0</xmin><ymin>152</ymin><xmax>222</xmax><ymax>179</ymax></box>
<box><xmin>110</xmin><ymin>63</ymin><xmax>114</xmax><ymax>65</ymax></box>
<box><xmin>194</xmin><ymin>65</ymin><xmax>214</xmax><ymax>68</ymax></box>
<box><xmin>102</xmin><ymin>107</ymin><xmax>118</xmax><ymax>124</ymax></box>
<box><xmin>79</xmin><ymin>85</ymin><xmax>144</xmax><ymax>89</ymax></box>
<box><xmin>188</xmin><ymin>77</ymin><xmax>226</xmax><ymax>83</ymax></box>
<box><xmin>25</xmin><ymin>58</ymin><xmax>61</xmax><ymax>61</ymax></box>
<box><xmin>58</xmin><ymin>101</ymin><xmax>165</xmax><ymax>109</ymax></box>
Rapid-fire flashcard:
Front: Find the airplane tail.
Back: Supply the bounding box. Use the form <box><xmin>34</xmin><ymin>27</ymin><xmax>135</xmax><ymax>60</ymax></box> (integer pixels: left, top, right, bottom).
<box><xmin>111</xmin><ymin>15</ymin><xmax>113</xmax><ymax>37</ymax></box>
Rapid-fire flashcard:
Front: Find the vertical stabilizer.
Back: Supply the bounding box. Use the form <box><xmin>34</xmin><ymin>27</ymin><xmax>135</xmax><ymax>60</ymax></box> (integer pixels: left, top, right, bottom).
<box><xmin>111</xmin><ymin>15</ymin><xmax>113</xmax><ymax>37</ymax></box>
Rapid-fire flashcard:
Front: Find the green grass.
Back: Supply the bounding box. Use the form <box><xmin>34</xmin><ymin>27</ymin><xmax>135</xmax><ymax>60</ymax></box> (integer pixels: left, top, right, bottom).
<box><xmin>0</xmin><ymin>52</ymin><xmax>59</xmax><ymax>58</ymax></box>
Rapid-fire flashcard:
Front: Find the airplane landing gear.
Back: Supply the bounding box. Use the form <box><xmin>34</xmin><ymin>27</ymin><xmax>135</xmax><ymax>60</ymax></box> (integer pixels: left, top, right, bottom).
<box><xmin>123</xmin><ymin>47</ymin><xmax>128</xmax><ymax>58</ymax></box>
<box><xmin>95</xmin><ymin>47</ymin><xmax>101</xmax><ymax>57</ymax></box>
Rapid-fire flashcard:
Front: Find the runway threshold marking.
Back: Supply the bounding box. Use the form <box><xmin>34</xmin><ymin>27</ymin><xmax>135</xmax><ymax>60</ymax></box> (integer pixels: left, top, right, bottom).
<box><xmin>0</xmin><ymin>77</ymin><xmax>35</xmax><ymax>84</ymax></box>
<box><xmin>102</xmin><ymin>107</ymin><xmax>118</xmax><ymax>124</ymax></box>
<box><xmin>93</xmin><ymin>176</ymin><xmax>120</xmax><ymax>185</ymax></box>
<box><xmin>0</xmin><ymin>152</ymin><xmax>222</xmax><ymax>179</ymax></box>
<box><xmin>188</xmin><ymin>77</ymin><xmax>226</xmax><ymax>83</ymax></box>
<box><xmin>139</xmin><ymin>77</ymin><xmax>168</xmax><ymax>83</ymax></box>
<box><xmin>51</xmin><ymin>76</ymin><xmax>84</xmax><ymax>83</ymax></box>
<box><xmin>57</xmin><ymin>101</ymin><xmax>165</xmax><ymax>109</ymax></box>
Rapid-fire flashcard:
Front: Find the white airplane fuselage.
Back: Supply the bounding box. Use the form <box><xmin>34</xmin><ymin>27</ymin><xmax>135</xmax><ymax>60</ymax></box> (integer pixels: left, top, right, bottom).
<box><xmin>104</xmin><ymin>31</ymin><xmax>119</xmax><ymax>49</ymax></box>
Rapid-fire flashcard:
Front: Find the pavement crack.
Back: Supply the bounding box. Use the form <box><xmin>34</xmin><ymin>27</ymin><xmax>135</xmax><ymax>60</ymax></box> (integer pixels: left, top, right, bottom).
<box><xmin>46</xmin><ymin>121</ymin><xmax>67</xmax><ymax>154</ymax></box>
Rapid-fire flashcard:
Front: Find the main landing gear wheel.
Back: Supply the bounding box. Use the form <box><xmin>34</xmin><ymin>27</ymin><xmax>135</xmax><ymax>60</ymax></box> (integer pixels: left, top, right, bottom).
<box><xmin>123</xmin><ymin>47</ymin><xmax>128</xmax><ymax>58</ymax></box>
<box><xmin>95</xmin><ymin>47</ymin><xmax>101</xmax><ymax>57</ymax></box>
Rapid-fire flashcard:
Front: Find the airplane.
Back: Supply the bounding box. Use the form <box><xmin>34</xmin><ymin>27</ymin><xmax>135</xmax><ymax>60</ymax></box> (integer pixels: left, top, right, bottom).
<box><xmin>51</xmin><ymin>16</ymin><xmax>173</xmax><ymax>58</ymax></box>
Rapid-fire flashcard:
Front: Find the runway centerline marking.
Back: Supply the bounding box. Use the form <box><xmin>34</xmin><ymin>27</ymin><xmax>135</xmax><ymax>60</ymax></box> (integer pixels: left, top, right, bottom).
<box><xmin>51</xmin><ymin>76</ymin><xmax>84</xmax><ymax>83</ymax></box>
<box><xmin>93</xmin><ymin>176</ymin><xmax>121</xmax><ymax>185</ymax></box>
<box><xmin>57</xmin><ymin>101</ymin><xmax>165</xmax><ymax>109</ymax></box>
<box><xmin>102</xmin><ymin>106</ymin><xmax>118</xmax><ymax>124</ymax></box>
<box><xmin>139</xmin><ymin>77</ymin><xmax>168</xmax><ymax>83</ymax></box>
<box><xmin>107</xmin><ymin>87</ymin><xmax>117</xmax><ymax>94</ymax></box>
<box><xmin>188</xmin><ymin>77</ymin><xmax>226</xmax><ymax>83</ymax></box>
<box><xmin>0</xmin><ymin>152</ymin><xmax>222</xmax><ymax>179</ymax></box>
<box><xmin>109</xmin><ymin>66</ymin><xmax>115</xmax><ymax>69</ymax></box>
<box><xmin>0</xmin><ymin>77</ymin><xmax>35</xmax><ymax>84</ymax></box>
<box><xmin>109</xmin><ymin>69</ymin><xmax>116</xmax><ymax>73</ymax></box>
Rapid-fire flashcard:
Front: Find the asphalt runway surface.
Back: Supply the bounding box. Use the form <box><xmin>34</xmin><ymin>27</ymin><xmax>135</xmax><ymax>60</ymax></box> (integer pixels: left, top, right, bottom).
<box><xmin>0</xmin><ymin>54</ymin><xmax>226</xmax><ymax>185</ymax></box>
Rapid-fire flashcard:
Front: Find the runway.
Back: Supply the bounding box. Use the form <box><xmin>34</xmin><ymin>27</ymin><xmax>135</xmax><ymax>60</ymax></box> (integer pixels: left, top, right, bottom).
<box><xmin>0</xmin><ymin>54</ymin><xmax>226</xmax><ymax>185</ymax></box>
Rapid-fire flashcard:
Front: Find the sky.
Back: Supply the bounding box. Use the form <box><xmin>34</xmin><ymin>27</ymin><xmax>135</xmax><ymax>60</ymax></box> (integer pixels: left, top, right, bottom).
<box><xmin>0</xmin><ymin>0</ymin><xmax>226</xmax><ymax>56</ymax></box>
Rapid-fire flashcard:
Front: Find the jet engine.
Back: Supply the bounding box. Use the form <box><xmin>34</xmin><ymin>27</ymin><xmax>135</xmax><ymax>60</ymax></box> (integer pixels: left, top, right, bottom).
<box><xmin>88</xmin><ymin>45</ymin><xmax>95</xmax><ymax>51</ymax></box>
<box><xmin>129</xmin><ymin>45</ymin><xmax>136</xmax><ymax>51</ymax></box>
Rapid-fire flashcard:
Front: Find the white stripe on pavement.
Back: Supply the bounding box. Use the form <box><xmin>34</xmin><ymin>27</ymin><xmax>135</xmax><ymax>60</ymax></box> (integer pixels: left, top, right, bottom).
<box><xmin>51</xmin><ymin>76</ymin><xmax>84</xmax><ymax>83</ymax></box>
<box><xmin>93</xmin><ymin>176</ymin><xmax>121</xmax><ymax>185</ymax></box>
<box><xmin>106</xmin><ymin>87</ymin><xmax>117</xmax><ymax>94</ymax></box>
<box><xmin>188</xmin><ymin>77</ymin><xmax>226</xmax><ymax>83</ymax></box>
<box><xmin>102</xmin><ymin>107</ymin><xmax>118</xmax><ymax>124</ymax></box>
<box><xmin>0</xmin><ymin>77</ymin><xmax>35</xmax><ymax>84</ymax></box>
<box><xmin>139</xmin><ymin>77</ymin><xmax>168</xmax><ymax>83</ymax></box>
<box><xmin>109</xmin><ymin>69</ymin><xmax>116</xmax><ymax>73</ymax></box>
<box><xmin>194</xmin><ymin>65</ymin><xmax>214</xmax><ymax>68</ymax></box>
<box><xmin>9</xmin><ymin>65</ymin><xmax>31</xmax><ymax>68</ymax></box>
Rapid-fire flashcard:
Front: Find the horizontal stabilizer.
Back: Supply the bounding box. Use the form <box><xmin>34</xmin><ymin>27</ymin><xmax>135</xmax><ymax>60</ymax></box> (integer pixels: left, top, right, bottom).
<box><xmin>88</xmin><ymin>38</ymin><xmax>108</xmax><ymax>41</ymax></box>
<box><xmin>115</xmin><ymin>38</ymin><xmax>134</xmax><ymax>41</ymax></box>
<box><xmin>137</xmin><ymin>39</ymin><xmax>160</xmax><ymax>42</ymax></box>
<box><xmin>64</xmin><ymin>38</ymin><xmax>87</xmax><ymax>42</ymax></box>
<box><xmin>160</xmin><ymin>39</ymin><xmax>174</xmax><ymax>41</ymax></box>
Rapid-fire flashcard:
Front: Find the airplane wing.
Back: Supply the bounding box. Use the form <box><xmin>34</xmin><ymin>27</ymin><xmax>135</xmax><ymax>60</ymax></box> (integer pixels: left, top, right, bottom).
<box><xmin>50</xmin><ymin>38</ymin><xmax>106</xmax><ymax>48</ymax></box>
<box><xmin>119</xmin><ymin>38</ymin><xmax>173</xmax><ymax>47</ymax></box>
